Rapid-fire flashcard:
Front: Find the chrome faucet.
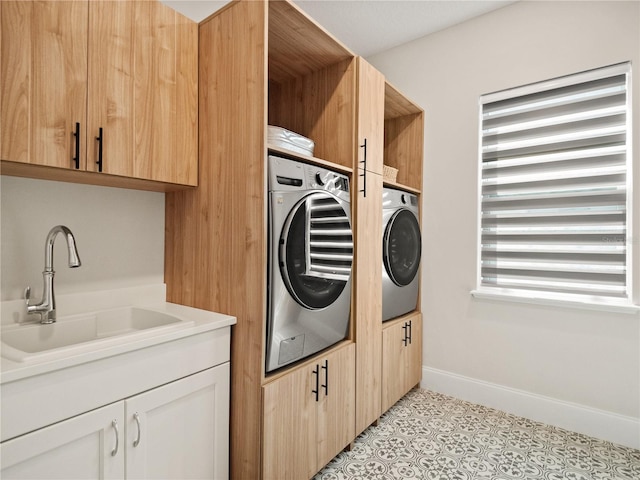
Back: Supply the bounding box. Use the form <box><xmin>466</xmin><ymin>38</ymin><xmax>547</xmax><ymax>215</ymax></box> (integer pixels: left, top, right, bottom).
<box><xmin>25</xmin><ymin>225</ymin><xmax>81</xmax><ymax>323</ymax></box>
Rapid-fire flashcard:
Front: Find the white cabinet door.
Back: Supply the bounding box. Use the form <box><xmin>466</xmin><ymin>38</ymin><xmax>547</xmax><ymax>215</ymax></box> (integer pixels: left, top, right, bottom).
<box><xmin>0</xmin><ymin>402</ymin><xmax>124</xmax><ymax>480</ymax></box>
<box><xmin>125</xmin><ymin>364</ymin><xmax>230</xmax><ymax>480</ymax></box>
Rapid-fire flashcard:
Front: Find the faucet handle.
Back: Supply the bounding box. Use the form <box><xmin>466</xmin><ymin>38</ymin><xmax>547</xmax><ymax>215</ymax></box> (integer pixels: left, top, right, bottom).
<box><xmin>24</xmin><ymin>286</ymin><xmax>31</xmax><ymax>306</ymax></box>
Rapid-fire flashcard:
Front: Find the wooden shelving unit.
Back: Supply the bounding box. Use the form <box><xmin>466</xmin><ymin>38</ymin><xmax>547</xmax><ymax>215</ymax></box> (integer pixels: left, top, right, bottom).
<box><xmin>165</xmin><ymin>2</ymin><xmax>425</xmax><ymax>478</ymax></box>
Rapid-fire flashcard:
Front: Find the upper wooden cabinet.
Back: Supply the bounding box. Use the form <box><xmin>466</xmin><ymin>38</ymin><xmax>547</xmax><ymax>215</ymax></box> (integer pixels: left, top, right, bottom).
<box><xmin>1</xmin><ymin>1</ymin><xmax>88</xmax><ymax>169</ymax></box>
<box><xmin>0</xmin><ymin>0</ymin><xmax>198</xmax><ymax>188</ymax></box>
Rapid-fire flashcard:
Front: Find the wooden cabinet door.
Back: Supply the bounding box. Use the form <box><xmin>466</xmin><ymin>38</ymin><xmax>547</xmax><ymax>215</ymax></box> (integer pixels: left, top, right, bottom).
<box><xmin>263</xmin><ymin>343</ymin><xmax>355</xmax><ymax>479</ymax></box>
<box><xmin>381</xmin><ymin>312</ymin><xmax>423</xmax><ymax>413</ymax></box>
<box><xmin>317</xmin><ymin>343</ymin><xmax>356</xmax><ymax>470</ymax></box>
<box><xmin>0</xmin><ymin>402</ymin><xmax>123</xmax><ymax>480</ymax></box>
<box><xmin>381</xmin><ymin>319</ymin><xmax>407</xmax><ymax>413</ymax></box>
<box><xmin>406</xmin><ymin>312</ymin><xmax>423</xmax><ymax>391</ymax></box>
<box><xmin>87</xmin><ymin>0</ymin><xmax>198</xmax><ymax>185</ymax></box>
<box><xmin>356</xmin><ymin>58</ymin><xmax>385</xmax><ymax>175</ymax></box>
<box><xmin>353</xmin><ymin>171</ymin><xmax>383</xmax><ymax>435</ymax></box>
<box><xmin>263</xmin><ymin>362</ymin><xmax>318</xmax><ymax>480</ymax></box>
<box><xmin>353</xmin><ymin>57</ymin><xmax>385</xmax><ymax>436</ymax></box>
<box><xmin>1</xmin><ymin>0</ymin><xmax>197</xmax><ymax>186</ymax></box>
<box><xmin>125</xmin><ymin>365</ymin><xmax>230</xmax><ymax>480</ymax></box>
<box><xmin>1</xmin><ymin>0</ymin><xmax>88</xmax><ymax>169</ymax></box>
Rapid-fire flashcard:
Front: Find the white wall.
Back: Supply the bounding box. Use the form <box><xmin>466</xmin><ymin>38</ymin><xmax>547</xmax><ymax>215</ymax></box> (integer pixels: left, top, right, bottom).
<box><xmin>1</xmin><ymin>176</ymin><xmax>165</xmax><ymax>302</ymax></box>
<box><xmin>369</xmin><ymin>0</ymin><xmax>640</xmax><ymax>445</ymax></box>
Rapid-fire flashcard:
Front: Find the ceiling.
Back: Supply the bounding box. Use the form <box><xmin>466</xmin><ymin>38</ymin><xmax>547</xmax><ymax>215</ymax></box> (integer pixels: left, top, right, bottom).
<box><xmin>162</xmin><ymin>0</ymin><xmax>516</xmax><ymax>57</ymax></box>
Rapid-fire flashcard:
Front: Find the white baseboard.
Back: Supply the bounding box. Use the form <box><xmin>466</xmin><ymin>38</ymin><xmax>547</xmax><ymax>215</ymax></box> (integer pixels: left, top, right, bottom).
<box><xmin>421</xmin><ymin>366</ymin><xmax>640</xmax><ymax>450</ymax></box>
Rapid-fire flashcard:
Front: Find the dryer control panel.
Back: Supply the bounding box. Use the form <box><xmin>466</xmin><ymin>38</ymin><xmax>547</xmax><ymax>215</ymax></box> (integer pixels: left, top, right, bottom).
<box><xmin>268</xmin><ymin>155</ymin><xmax>350</xmax><ymax>200</ymax></box>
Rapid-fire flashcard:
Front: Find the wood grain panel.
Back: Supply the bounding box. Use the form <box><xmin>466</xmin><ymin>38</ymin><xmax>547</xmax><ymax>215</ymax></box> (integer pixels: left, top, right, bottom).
<box><xmin>384</xmin><ymin>81</ymin><xmax>422</xmax><ymax>120</ymax></box>
<box><xmin>262</xmin><ymin>342</ymin><xmax>355</xmax><ymax>478</ymax></box>
<box><xmin>381</xmin><ymin>311</ymin><xmax>422</xmax><ymax>413</ymax></box>
<box><xmin>268</xmin><ymin>59</ymin><xmax>356</xmax><ymax>168</ymax></box>
<box><xmin>381</xmin><ymin>318</ymin><xmax>406</xmax><ymax>413</ymax></box>
<box><xmin>268</xmin><ymin>0</ymin><xmax>353</xmax><ymax>83</ymax></box>
<box><xmin>0</xmin><ymin>160</ymin><xmax>195</xmax><ymax>193</ymax></box>
<box><xmin>356</xmin><ymin>58</ymin><xmax>385</xmax><ymax>174</ymax></box>
<box><xmin>165</xmin><ymin>2</ymin><xmax>268</xmax><ymax>479</ymax></box>
<box><xmin>135</xmin><ymin>1</ymin><xmax>173</xmax><ymax>182</ymax></box>
<box><xmin>1</xmin><ymin>1</ymin><xmax>87</xmax><ymax>168</ymax></box>
<box><xmin>175</xmin><ymin>6</ymin><xmax>199</xmax><ymax>186</ymax></box>
<box><xmin>262</xmin><ymin>361</ymin><xmax>318</xmax><ymax>480</ymax></box>
<box><xmin>87</xmin><ymin>0</ymin><xmax>134</xmax><ymax>176</ymax></box>
<box><xmin>353</xmin><ymin>57</ymin><xmax>385</xmax><ymax>437</ymax></box>
<box><xmin>88</xmin><ymin>0</ymin><xmax>197</xmax><ymax>185</ymax></box>
<box><xmin>407</xmin><ymin>312</ymin><xmax>423</xmax><ymax>390</ymax></box>
<box><xmin>317</xmin><ymin>343</ymin><xmax>356</xmax><ymax>471</ymax></box>
<box><xmin>353</xmin><ymin>171</ymin><xmax>383</xmax><ymax>435</ymax></box>
<box><xmin>1</xmin><ymin>1</ymin><xmax>31</xmax><ymax>163</ymax></box>
<box><xmin>384</xmin><ymin>112</ymin><xmax>424</xmax><ymax>192</ymax></box>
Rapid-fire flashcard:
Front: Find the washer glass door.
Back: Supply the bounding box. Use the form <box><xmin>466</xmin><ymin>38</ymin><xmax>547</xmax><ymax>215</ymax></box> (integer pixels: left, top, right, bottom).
<box><xmin>383</xmin><ymin>209</ymin><xmax>422</xmax><ymax>286</ymax></box>
<box><xmin>280</xmin><ymin>192</ymin><xmax>353</xmax><ymax>309</ymax></box>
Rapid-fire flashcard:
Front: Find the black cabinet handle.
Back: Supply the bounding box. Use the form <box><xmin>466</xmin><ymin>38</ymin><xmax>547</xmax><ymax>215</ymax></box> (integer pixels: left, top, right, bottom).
<box><xmin>321</xmin><ymin>359</ymin><xmax>328</xmax><ymax>396</ymax></box>
<box><xmin>359</xmin><ymin>138</ymin><xmax>367</xmax><ymax>197</ymax></box>
<box><xmin>312</xmin><ymin>364</ymin><xmax>320</xmax><ymax>402</ymax></box>
<box><xmin>95</xmin><ymin>127</ymin><xmax>103</xmax><ymax>173</ymax></box>
<box><xmin>72</xmin><ymin>122</ymin><xmax>80</xmax><ymax>169</ymax></box>
<box><xmin>402</xmin><ymin>323</ymin><xmax>408</xmax><ymax>346</ymax></box>
<box><xmin>408</xmin><ymin>320</ymin><xmax>412</xmax><ymax>345</ymax></box>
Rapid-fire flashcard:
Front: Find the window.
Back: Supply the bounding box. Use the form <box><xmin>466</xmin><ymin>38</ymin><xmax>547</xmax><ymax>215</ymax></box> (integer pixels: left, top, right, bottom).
<box><xmin>474</xmin><ymin>63</ymin><xmax>635</xmax><ymax>310</ymax></box>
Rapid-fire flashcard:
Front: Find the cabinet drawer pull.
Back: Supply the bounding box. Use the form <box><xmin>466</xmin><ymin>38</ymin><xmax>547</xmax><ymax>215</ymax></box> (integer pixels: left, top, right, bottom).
<box><xmin>96</xmin><ymin>127</ymin><xmax>103</xmax><ymax>173</ymax></box>
<box><xmin>407</xmin><ymin>320</ymin><xmax>412</xmax><ymax>345</ymax></box>
<box><xmin>111</xmin><ymin>419</ymin><xmax>119</xmax><ymax>457</ymax></box>
<box><xmin>311</xmin><ymin>364</ymin><xmax>320</xmax><ymax>402</ymax></box>
<box><xmin>133</xmin><ymin>412</ymin><xmax>141</xmax><ymax>447</ymax></box>
<box><xmin>72</xmin><ymin>122</ymin><xmax>80</xmax><ymax>169</ymax></box>
<box><xmin>321</xmin><ymin>359</ymin><xmax>329</xmax><ymax>396</ymax></box>
<box><xmin>359</xmin><ymin>138</ymin><xmax>367</xmax><ymax>197</ymax></box>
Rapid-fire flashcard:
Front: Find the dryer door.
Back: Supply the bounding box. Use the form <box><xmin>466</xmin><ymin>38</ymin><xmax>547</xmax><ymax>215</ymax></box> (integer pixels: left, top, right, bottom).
<box><xmin>280</xmin><ymin>192</ymin><xmax>353</xmax><ymax>310</ymax></box>
<box><xmin>383</xmin><ymin>209</ymin><xmax>422</xmax><ymax>286</ymax></box>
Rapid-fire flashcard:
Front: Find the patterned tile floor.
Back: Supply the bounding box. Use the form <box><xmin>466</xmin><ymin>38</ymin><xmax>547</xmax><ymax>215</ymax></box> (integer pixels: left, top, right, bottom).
<box><xmin>314</xmin><ymin>389</ymin><xmax>640</xmax><ymax>480</ymax></box>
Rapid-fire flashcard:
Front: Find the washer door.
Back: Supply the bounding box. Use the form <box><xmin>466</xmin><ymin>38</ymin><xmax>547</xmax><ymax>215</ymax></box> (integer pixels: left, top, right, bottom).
<box><xmin>280</xmin><ymin>192</ymin><xmax>353</xmax><ymax>310</ymax></box>
<box><xmin>383</xmin><ymin>209</ymin><xmax>422</xmax><ymax>287</ymax></box>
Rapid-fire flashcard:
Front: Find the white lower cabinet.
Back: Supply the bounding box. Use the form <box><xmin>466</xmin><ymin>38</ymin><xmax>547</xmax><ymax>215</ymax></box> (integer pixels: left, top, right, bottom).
<box><xmin>0</xmin><ymin>402</ymin><xmax>124</xmax><ymax>479</ymax></box>
<box><xmin>0</xmin><ymin>365</ymin><xmax>230</xmax><ymax>480</ymax></box>
<box><xmin>125</xmin><ymin>365</ymin><xmax>229</xmax><ymax>479</ymax></box>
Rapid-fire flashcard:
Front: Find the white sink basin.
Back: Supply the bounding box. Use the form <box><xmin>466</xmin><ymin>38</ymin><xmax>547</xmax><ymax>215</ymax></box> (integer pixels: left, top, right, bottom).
<box><xmin>1</xmin><ymin>307</ymin><xmax>194</xmax><ymax>363</ymax></box>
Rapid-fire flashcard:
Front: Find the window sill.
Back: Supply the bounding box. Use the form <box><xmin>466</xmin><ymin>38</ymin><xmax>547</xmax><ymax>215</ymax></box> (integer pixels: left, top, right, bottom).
<box><xmin>470</xmin><ymin>290</ymin><xmax>640</xmax><ymax>315</ymax></box>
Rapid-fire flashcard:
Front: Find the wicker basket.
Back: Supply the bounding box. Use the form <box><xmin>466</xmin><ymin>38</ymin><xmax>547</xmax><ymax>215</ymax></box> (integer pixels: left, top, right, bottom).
<box><xmin>383</xmin><ymin>165</ymin><xmax>398</xmax><ymax>183</ymax></box>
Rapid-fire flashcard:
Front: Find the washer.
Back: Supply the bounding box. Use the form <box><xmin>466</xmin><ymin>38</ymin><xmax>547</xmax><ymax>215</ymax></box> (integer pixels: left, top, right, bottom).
<box><xmin>382</xmin><ymin>187</ymin><xmax>422</xmax><ymax>321</ymax></box>
<box><xmin>266</xmin><ymin>155</ymin><xmax>353</xmax><ymax>373</ymax></box>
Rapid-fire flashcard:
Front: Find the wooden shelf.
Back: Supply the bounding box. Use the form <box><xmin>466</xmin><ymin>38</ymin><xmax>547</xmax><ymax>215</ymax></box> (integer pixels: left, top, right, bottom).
<box><xmin>382</xmin><ymin>179</ymin><xmax>421</xmax><ymax>195</ymax></box>
<box><xmin>267</xmin><ymin>144</ymin><xmax>353</xmax><ymax>175</ymax></box>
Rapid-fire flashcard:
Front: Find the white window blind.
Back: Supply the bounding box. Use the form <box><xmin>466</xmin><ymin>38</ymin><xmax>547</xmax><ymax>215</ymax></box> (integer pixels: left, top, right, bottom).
<box><xmin>478</xmin><ymin>63</ymin><xmax>633</xmax><ymax>306</ymax></box>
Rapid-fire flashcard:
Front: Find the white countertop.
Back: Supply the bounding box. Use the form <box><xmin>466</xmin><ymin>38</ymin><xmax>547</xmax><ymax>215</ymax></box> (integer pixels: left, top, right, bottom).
<box><xmin>0</xmin><ymin>285</ymin><xmax>236</xmax><ymax>384</ymax></box>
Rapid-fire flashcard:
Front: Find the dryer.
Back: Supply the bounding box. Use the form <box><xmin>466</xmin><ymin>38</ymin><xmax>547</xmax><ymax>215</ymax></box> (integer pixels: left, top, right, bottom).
<box><xmin>266</xmin><ymin>155</ymin><xmax>353</xmax><ymax>372</ymax></box>
<box><xmin>382</xmin><ymin>187</ymin><xmax>422</xmax><ymax>321</ymax></box>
